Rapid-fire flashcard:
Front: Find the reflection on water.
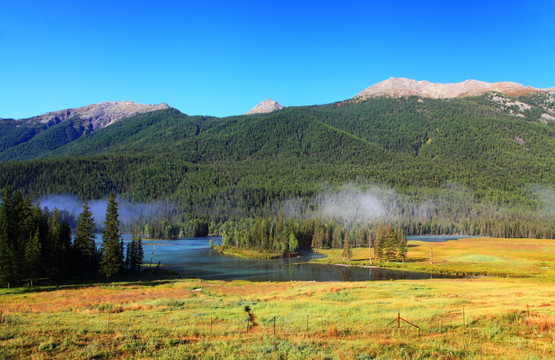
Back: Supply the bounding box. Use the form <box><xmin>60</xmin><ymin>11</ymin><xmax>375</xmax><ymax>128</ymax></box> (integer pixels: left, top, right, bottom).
<box><xmin>94</xmin><ymin>235</ymin><xmax>450</xmax><ymax>282</ymax></box>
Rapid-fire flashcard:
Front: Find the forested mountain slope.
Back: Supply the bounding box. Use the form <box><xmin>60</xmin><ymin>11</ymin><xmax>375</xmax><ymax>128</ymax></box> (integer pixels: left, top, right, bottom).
<box><xmin>0</xmin><ymin>94</ymin><xmax>554</xmax><ymax>230</ymax></box>
<box><xmin>0</xmin><ymin>101</ymin><xmax>169</xmax><ymax>161</ymax></box>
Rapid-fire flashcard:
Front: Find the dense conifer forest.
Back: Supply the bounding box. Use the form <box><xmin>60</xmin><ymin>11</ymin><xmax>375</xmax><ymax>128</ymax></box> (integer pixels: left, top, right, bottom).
<box><xmin>0</xmin><ymin>187</ymin><xmax>142</xmax><ymax>286</ymax></box>
<box><xmin>1</xmin><ymin>95</ymin><xmax>554</xmax><ymax>248</ymax></box>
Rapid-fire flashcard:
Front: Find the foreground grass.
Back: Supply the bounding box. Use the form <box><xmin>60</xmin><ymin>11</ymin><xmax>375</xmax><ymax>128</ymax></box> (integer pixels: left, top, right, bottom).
<box><xmin>313</xmin><ymin>237</ymin><xmax>555</xmax><ymax>278</ymax></box>
<box><xmin>0</xmin><ymin>276</ymin><xmax>554</xmax><ymax>359</ymax></box>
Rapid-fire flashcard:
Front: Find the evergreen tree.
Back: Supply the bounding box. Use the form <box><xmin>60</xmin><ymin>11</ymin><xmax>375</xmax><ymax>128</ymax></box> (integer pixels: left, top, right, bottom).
<box><xmin>367</xmin><ymin>230</ymin><xmax>373</xmax><ymax>265</ymax></box>
<box><xmin>136</xmin><ymin>234</ymin><xmax>144</xmax><ymax>272</ymax></box>
<box><xmin>73</xmin><ymin>200</ymin><xmax>97</xmax><ymax>274</ymax></box>
<box><xmin>125</xmin><ymin>231</ymin><xmax>144</xmax><ymax>272</ymax></box>
<box><xmin>59</xmin><ymin>220</ymin><xmax>72</xmax><ymax>276</ymax></box>
<box><xmin>375</xmin><ymin>224</ymin><xmax>384</xmax><ymax>262</ymax></box>
<box><xmin>0</xmin><ymin>186</ymin><xmax>16</xmax><ymax>286</ymax></box>
<box><xmin>125</xmin><ymin>239</ymin><xmax>132</xmax><ymax>270</ymax></box>
<box><xmin>398</xmin><ymin>228</ymin><xmax>408</xmax><ymax>263</ymax></box>
<box><xmin>384</xmin><ymin>225</ymin><xmax>396</xmax><ymax>262</ymax></box>
<box><xmin>288</xmin><ymin>233</ymin><xmax>298</xmax><ymax>255</ymax></box>
<box><xmin>332</xmin><ymin>225</ymin><xmax>343</xmax><ymax>249</ymax></box>
<box><xmin>342</xmin><ymin>231</ymin><xmax>352</xmax><ymax>262</ymax></box>
<box><xmin>99</xmin><ymin>193</ymin><xmax>123</xmax><ymax>278</ymax></box>
<box><xmin>45</xmin><ymin>208</ymin><xmax>62</xmax><ymax>279</ymax></box>
<box><xmin>24</xmin><ymin>228</ymin><xmax>42</xmax><ymax>286</ymax></box>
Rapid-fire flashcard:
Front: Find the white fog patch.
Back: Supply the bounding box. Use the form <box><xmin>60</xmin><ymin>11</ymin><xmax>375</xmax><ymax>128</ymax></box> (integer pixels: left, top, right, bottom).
<box><xmin>523</xmin><ymin>184</ymin><xmax>555</xmax><ymax>218</ymax></box>
<box><xmin>38</xmin><ymin>194</ymin><xmax>177</xmax><ymax>228</ymax></box>
<box><xmin>316</xmin><ymin>184</ymin><xmax>387</xmax><ymax>223</ymax></box>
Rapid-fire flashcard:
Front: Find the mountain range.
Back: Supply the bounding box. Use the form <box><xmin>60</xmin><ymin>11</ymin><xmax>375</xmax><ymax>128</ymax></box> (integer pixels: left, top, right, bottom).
<box><xmin>355</xmin><ymin>77</ymin><xmax>555</xmax><ymax>99</ymax></box>
<box><xmin>0</xmin><ymin>78</ymin><xmax>554</xmax><ymax>229</ymax></box>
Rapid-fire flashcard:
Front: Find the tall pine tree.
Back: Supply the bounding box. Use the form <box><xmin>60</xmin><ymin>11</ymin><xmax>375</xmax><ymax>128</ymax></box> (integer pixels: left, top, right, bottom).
<box><xmin>99</xmin><ymin>194</ymin><xmax>122</xmax><ymax>278</ymax></box>
<box><xmin>24</xmin><ymin>228</ymin><xmax>42</xmax><ymax>286</ymax></box>
<box><xmin>374</xmin><ymin>224</ymin><xmax>384</xmax><ymax>262</ymax></box>
<box><xmin>342</xmin><ymin>231</ymin><xmax>352</xmax><ymax>262</ymax></box>
<box><xmin>384</xmin><ymin>225</ymin><xmax>396</xmax><ymax>262</ymax></box>
<box><xmin>0</xmin><ymin>186</ymin><xmax>16</xmax><ymax>286</ymax></box>
<box><xmin>73</xmin><ymin>200</ymin><xmax>97</xmax><ymax>274</ymax></box>
<box><xmin>126</xmin><ymin>231</ymin><xmax>144</xmax><ymax>272</ymax></box>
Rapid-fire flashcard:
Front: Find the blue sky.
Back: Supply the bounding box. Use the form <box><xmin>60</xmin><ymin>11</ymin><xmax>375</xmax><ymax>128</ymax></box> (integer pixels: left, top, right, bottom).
<box><xmin>1</xmin><ymin>0</ymin><xmax>554</xmax><ymax>118</ymax></box>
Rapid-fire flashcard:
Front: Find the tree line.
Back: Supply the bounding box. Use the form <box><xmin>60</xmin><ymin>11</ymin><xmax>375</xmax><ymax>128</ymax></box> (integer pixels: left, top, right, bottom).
<box><xmin>221</xmin><ymin>212</ymin><xmax>408</xmax><ymax>262</ymax></box>
<box><xmin>0</xmin><ymin>187</ymin><xmax>143</xmax><ymax>287</ymax></box>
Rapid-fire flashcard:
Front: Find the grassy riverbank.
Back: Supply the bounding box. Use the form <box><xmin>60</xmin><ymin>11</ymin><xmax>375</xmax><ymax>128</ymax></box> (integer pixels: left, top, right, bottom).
<box><xmin>312</xmin><ymin>237</ymin><xmax>555</xmax><ymax>278</ymax></box>
<box><xmin>215</xmin><ymin>245</ymin><xmax>283</xmax><ymax>259</ymax></box>
<box><xmin>1</xmin><ymin>277</ymin><xmax>553</xmax><ymax>359</ymax></box>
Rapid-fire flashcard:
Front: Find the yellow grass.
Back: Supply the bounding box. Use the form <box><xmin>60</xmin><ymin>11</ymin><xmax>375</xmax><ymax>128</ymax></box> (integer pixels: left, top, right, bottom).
<box><xmin>0</xmin><ymin>237</ymin><xmax>553</xmax><ymax>359</ymax></box>
<box><xmin>313</xmin><ymin>237</ymin><xmax>555</xmax><ymax>278</ymax></box>
<box><xmin>0</xmin><ymin>277</ymin><xmax>554</xmax><ymax>359</ymax></box>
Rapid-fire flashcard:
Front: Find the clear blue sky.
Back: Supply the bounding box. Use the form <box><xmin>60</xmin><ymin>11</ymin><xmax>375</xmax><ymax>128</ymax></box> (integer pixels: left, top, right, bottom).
<box><xmin>1</xmin><ymin>0</ymin><xmax>554</xmax><ymax>119</ymax></box>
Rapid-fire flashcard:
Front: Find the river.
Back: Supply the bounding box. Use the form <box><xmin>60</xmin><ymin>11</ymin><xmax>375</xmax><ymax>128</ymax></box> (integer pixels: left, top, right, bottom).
<box><xmin>94</xmin><ymin>235</ymin><xmax>467</xmax><ymax>281</ymax></box>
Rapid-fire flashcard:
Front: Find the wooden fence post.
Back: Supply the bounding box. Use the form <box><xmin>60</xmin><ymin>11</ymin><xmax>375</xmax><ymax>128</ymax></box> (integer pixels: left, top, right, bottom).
<box><xmin>106</xmin><ymin>310</ymin><xmax>111</xmax><ymax>333</ymax></box>
<box><xmin>273</xmin><ymin>316</ymin><xmax>276</xmax><ymax>336</ymax></box>
<box><xmin>430</xmin><ymin>248</ymin><xmax>433</xmax><ymax>265</ymax></box>
<box><xmin>462</xmin><ymin>308</ymin><xmax>465</xmax><ymax>326</ymax></box>
<box><xmin>306</xmin><ymin>315</ymin><xmax>309</xmax><ymax>336</ymax></box>
<box><xmin>387</xmin><ymin>313</ymin><xmax>420</xmax><ymax>330</ymax></box>
<box><xmin>527</xmin><ymin>304</ymin><xmax>530</xmax><ymax>317</ymax></box>
<box><xmin>210</xmin><ymin>317</ymin><xmax>213</xmax><ymax>337</ymax></box>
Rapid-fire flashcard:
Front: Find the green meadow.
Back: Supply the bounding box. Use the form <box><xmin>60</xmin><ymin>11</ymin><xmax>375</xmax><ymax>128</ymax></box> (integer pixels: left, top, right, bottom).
<box><xmin>0</xmin><ymin>238</ymin><xmax>553</xmax><ymax>359</ymax></box>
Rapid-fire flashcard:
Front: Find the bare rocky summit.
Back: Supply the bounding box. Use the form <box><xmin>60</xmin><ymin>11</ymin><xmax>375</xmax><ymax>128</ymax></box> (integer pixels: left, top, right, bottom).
<box><xmin>24</xmin><ymin>101</ymin><xmax>170</xmax><ymax>131</ymax></box>
<box><xmin>355</xmin><ymin>77</ymin><xmax>552</xmax><ymax>100</ymax></box>
<box><xmin>246</xmin><ymin>99</ymin><xmax>283</xmax><ymax>115</ymax></box>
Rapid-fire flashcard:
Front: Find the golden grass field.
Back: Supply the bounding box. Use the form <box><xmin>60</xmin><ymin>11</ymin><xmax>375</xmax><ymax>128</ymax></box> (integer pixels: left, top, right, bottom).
<box><xmin>313</xmin><ymin>237</ymin><xmax>555</xmax><ymax>278</ymax></box>
<box><xmin>0</xmin><ymin>238</ymin><xmax>553</xmax><ymax>359</ymax></box>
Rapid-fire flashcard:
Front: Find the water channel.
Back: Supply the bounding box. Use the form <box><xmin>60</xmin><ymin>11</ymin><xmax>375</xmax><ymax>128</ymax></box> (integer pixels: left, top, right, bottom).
<box><xmin>95</xmin><ymin>235</ymin><xmax>469</xmax><ymax>282</ymax></box>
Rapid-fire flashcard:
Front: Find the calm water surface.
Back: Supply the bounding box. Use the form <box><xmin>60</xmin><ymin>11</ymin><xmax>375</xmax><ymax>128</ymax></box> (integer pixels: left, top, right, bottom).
<box><xmin>95</xmin><ymin>235</ymin><xmax>456</xmax><ymax>282</ymax></box>
<box><xmin>407</xmin><ymin>235</ymin><xmax>479</xmax><ymax>242</ymax></box>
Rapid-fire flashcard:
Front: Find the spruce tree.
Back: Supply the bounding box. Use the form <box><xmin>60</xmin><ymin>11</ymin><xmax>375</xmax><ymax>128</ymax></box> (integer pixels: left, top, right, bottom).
<box><xmin>125</xmin><ymin>231</ymin><xmax>144</xmax><ymax>272</ymax></box>
<box><xmin>136</xmin><ymin>234</ymin><xmax>144</xmax><ymax>272</ymax></box>
<box><xmin>342</xmin><ymin>231</ymin><xmax>352</xmax><ymax>262</ymax></box>
<box><xmin>288</xmin><ymin>233</ymin><xmax>298</xmax><ymax>255</ymax></box>
<box><xmin>375</xmin><ymin>225</ymin><xmax>384</xmax><ymax>262</ymax></box>
<box><xmin>45</xmin><ymin>208</ymin><xmax>62</xmax><ymax>279</ymax></box>
<box><xmin>332</xmin><ymin>225</ymin><xmax>342</xmax><ymax>249</ymax></box>
<box><xmin>367</xmin><ymin>230</ymin><xmax>373</xmax><ymax>265</ymax></box>
<box><xmin>398</xmin><ymin>228</ymin><xmax>408</xmax><ymax>263</ymax></box>
<box><xmin>24</xmin><ymin>228</ymin><xmax>42</xmax><ymax>286</ymax></box>
<box><xmin>0</xmin><ymin>187</ymin><xmax>16</xmax><ymax>286</ymax></box>
<box><xmin>99</xmin><ymin>194</ymin><xmax>122</xmax><ymax>278</ymax></box>
<box><xmin>125</xmin><ymin>239</ymin><xmax>132</xmax><ymax>270</ymax></box>
<box><xmin>384</xmin><ymin>225</ymin><xmax>396</xmax><ymax>262</ymax></box>
<box><xmin>73</xmin><ymin>200</ymin><xmax>97</xmax><ymax>274</ymax></box>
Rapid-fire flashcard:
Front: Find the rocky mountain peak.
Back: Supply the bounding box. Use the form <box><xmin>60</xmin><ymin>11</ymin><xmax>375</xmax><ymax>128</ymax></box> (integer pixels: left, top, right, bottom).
<box><xmin>246</xmin><ymin>99</ymin><xmax>284</xmax><ymax>115</ymax></box>
<box><xmin>354</xmin><ymin>77</ymin><xmax>547</xmax><ymax>99</ymax></box>
<box><xmin>27</xmin><ymin>101</ymin><xmax>170</xmax><ymax>130</ymax></box>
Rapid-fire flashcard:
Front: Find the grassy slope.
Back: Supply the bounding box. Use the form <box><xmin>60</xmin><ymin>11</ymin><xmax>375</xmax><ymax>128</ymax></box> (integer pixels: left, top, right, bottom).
<box><xmin>1</xmin><ymin>238</ymin><xmax>554</xmax><ymax>359</ymax></box>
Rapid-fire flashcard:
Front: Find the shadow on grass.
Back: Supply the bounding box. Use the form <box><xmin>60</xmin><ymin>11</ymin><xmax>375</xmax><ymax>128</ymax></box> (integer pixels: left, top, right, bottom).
<box><xmin>1</xmin><ymin>269</ymin><xmax>183</xmax><ymax>295</ymax></box>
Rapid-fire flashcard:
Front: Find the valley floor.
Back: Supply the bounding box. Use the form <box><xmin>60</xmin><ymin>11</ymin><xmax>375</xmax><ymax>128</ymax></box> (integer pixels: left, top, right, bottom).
<box><xmin>1</xmin><ymin>237</ymin><xmax>554</xmax><ymax>359</ymax></box>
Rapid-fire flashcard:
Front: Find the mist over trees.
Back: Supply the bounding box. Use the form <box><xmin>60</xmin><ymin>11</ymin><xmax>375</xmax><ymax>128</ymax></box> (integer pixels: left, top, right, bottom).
<box><xmin>0</xmin><ymin>188</ymin><xmax>142</xmax><ymax>286</ymax></box>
